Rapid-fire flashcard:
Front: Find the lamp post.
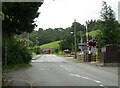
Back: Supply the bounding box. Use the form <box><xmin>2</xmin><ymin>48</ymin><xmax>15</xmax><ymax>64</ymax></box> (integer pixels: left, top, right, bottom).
<box><xmin>71</xmin><ymin>19</ymin><xmax>77</xmax><ymax>59</ymax></box>
<box><xmin>74</xmin><ymin>19</ymin><xmax>77</xmax><ymax>59</ymax></box>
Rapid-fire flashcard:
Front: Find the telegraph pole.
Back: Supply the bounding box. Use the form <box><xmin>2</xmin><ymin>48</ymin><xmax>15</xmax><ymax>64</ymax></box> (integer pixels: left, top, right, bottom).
<box><xmin>86</xmin><ymin>21</ymin><xmax>89</xmax><ymax>51</ymax></box>
<box><xmin>85</xmin><ymin>21</ymin><xmax>90</xmax><ymax>61</ymax></box>
<box><xmin>74</xmin><ymin>19</ymin><xmax>77</xmax><ymax>59</ymax></box>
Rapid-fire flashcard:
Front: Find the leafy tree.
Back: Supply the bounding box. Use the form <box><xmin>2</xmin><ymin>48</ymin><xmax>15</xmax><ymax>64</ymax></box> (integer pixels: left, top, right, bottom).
<box><xmin>71</xmin><ymin>22</ymin><xmax>85</xmax><ymax>33</ymax></box>
<box><xmin>30</xmin><ymin>28</ymin><xmax>66</xmax><ymax>45</ymax></box>
<box><xmin>2</xmin><ymin>2</ymin><xmax>43</xmax><ymax>66</ymax></box>
<box><xmin>60</xmin><ymin>22</ymin><xmax>85</xmax><ymax>51</ymax></box>
<box><xmin>2</xmin><ymin>2</ymin><xmax>43</xmax><ymax>35</ymax></box>
<box><xmin>87</xmin><ymin>20</ymin><xmax>96</xmax><ymax>32</ymax></box>
<box><xmin>99</xmin><ymin>1</ymin><xmax>120</xmax><ymax>46</ymax></box>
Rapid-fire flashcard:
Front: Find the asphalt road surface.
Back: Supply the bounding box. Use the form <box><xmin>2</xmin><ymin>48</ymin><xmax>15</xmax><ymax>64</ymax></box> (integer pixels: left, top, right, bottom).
<box><xmin>25</xmin><ymin>54</ymin><xmax>118</xmax><ymax>87</ymax></box>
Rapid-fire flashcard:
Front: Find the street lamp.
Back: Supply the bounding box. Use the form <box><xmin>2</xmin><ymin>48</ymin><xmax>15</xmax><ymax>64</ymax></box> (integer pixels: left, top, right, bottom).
<box><xmin>74</xmin><ymin>19</ymin><xmax>77</xmax><ymax>59</ymax></box>
<box><xmin>71</xmin><ymin>19</ymin><xmax>77</xmax><ymax>59</ymax></box>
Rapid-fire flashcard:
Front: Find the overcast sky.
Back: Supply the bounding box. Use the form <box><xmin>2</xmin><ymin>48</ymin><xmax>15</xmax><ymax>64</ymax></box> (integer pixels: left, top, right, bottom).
<box><xmin>34</xmin><ymin>0</ymin><xmax>120</xmax><ymax>30</ymax></box>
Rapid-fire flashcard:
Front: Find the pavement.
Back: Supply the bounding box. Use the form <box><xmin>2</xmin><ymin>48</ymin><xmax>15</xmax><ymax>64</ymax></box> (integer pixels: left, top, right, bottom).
<box><xmin>3</xmin><ymin>55</ymin><xmax>41</xmax><ymax>87</ymax></box>
<box><xmin>5</xmin><ymin>54</ymin><xmax>119</xmax><ymax>87</ymax></box>
<box><xmin>0</xmin><ymin>63</ymin><xmax>2</xmax><ymax>88</ymax></box>
<box><xmin>4</xmin><ymin>68</ymin><xmax>32</xmax><ymax>87</ymax></box>
<box><xmin>3</xmin><ymin>54</ymin><xmax>41</xmax><ymax>87</ymax></box>
<box><xmin>32</xmin><ymin>55</ymin><xmax>42</xmax><ymax>60</ymax></box>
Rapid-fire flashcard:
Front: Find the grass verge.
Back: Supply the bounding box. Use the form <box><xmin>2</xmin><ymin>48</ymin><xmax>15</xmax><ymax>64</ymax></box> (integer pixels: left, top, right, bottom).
<box><xmin>67</xmin><ymin>58</ymin><xmax>82</xmax><ymax>63</ymax></box>
<box><xmin>3</xmin><ymin>63</ymin><xmax>32</xmax><ymax>72</ymax></box>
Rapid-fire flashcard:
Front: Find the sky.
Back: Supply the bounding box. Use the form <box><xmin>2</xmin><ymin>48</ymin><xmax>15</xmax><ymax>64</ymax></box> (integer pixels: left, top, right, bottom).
<box><xmin>34</xmin><ymin>0</ymin><xmax>120</xmax><ymax>30</ymax></box>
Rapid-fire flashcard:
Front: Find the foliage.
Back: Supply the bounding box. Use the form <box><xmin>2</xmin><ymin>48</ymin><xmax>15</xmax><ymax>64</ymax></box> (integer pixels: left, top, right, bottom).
<box><xmin>4</xmin><ymin>63</ymin><xmax>32</xmax><ymax>71</ymax></box>
<box><xmin>87</xmin><ymin>20</ymin><xmax>102</xmax><ymax>32</ymax></box>
<box><xmin>30</xmin><ymin>28</ymin><xmax>65</xmax><ymax>46</ymax></box>
<box><xmin>15</xmin><ymin>33</ymin><xmax>34</xmax><ymax>47</ymax></box>
<box><xmin>71</xmin><ymin>22</ymin><xmax>85</xmax><ymax>33</ymax></box>
<box><xmin>34</xmin><ymin>46</ymin><xmax>42</xmax><ymax>54</ymax></box>
<box><xmin>39</xmin><ymin>41</ymin><xmax>61</xmax><ymax>53</ymax></box>
<box><xmin>29</xmin><ymin>1</ymin><xmax>120</xmax><ymax>53</ymax></box>
<box><xmin>0</xmin><ymin>12</ymin><xmax>4</xmax><ymax>20</ymax></box>
<box><xmin>60</xmin><ymin>35</ymin><xmax>74</xmax><ymax>51</ymax></box>
<box><xmin>2</xmin><ymin>35</ymin><xmax>32</xmax><ymax>66</ymax></box>
<box><xmin>99</xmin><ymin>1</ymin><xmax>120</xmax><ymax>46</ymax></box>
<box><xmin>2</xmin><ymin>2</ymin><xmax>42</xmax><ymax>67</ymax></box>
<box><xmin>2</xmin><ymin>2</ymin><xmax>43</xmax><ymax>35</ymax></box>
<box><xmin>40</xmin><ymin>41</ymin><xmax>61</xmax><ymax>50</ymax></box>
<box><xmin>60</xmin><ymin>22</ymin><xmax>85</xmax><ymax>51</ymax></box>
<box><xmin>88</xmin><ymin>30</ymin><xmax>101</xmax><ymax>38</ymax></box>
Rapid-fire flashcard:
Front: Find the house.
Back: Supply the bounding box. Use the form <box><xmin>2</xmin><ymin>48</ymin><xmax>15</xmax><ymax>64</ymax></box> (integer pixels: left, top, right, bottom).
<box><xmin>42</xmin><ymin>48</ymin><xmax>52</xmax><ymax>54</ymax></box>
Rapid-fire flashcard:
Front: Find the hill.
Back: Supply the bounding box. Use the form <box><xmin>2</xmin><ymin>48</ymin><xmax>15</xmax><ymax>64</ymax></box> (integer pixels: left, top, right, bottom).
<box><xmin>40</xmin><ymin>41</ymin><xmax>61</xmax><ymax>50</ymax></box>
<box><xmin>88</xmin><ymin>30</ymin><xmax>101</xmax><ymax>37</ymax></box>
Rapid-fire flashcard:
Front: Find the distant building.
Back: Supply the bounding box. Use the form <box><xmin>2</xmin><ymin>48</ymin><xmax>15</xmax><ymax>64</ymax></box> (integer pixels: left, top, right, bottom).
<box><xmin>118</xmin><ymin>1</ymin><xmax>120</xmax><ymax>23</ymax></box>
<box><xmin>42</xmin><ymin>48</ymin><xmax>52</xmax><ymax>54</ymax></box>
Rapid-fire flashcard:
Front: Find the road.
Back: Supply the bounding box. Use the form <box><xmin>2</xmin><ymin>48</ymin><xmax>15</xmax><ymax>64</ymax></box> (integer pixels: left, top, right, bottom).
<box><xmin>29</xmin><ymin>54</ymin><xmax>118</xmax><ymax>87</ymax></box>
<box><xmin>7</xmin><ymin>54</ymin><xmax>119</xmax><ymax>87</ymax></box>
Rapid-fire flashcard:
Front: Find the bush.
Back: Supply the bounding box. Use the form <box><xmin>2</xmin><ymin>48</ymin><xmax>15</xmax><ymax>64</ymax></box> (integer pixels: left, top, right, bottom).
<box><xmin>2</xmin><ymin>36</ymin><xmax>32</xmax><ymax>67</ymax></box>
<box><xmin>33</xmin><ymin>46</ymin><xmax>42</xmax><ymax>54</ymax></box>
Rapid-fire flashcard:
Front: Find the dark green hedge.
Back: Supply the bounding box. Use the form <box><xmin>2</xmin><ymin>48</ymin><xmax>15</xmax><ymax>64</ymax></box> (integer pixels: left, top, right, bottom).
<box><xmin>2</xmin><ymin>36</ymin><xmax>32</xmax><ymax>67</ymax></box>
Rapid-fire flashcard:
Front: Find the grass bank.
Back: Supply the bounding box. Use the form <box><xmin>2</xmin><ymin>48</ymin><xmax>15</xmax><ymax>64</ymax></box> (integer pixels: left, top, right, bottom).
<box><xmin>3</xmin><ymin>63</ymin><xmax>32</xmax><ymax>72</ymax></box>
<box><xmin>67</xmin><ymin>58</ymin><xmax>82</xmax><ymax>63</ymax></box>
<box><xmin>40</xmin><ymin>41</ymin><xmax>61</xmax><ymax>49</ymax></box>
<box><xmin>67</xmin><ymin>55</ymin><xmax>84</xmax><ymax>63</ymax></box>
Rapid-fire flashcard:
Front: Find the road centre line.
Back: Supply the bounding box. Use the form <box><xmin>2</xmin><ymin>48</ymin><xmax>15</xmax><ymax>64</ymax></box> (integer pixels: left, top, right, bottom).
<box><xmin>60</xmin><ymin>65</ymin><xmax>71</xmax><ymax>72</ymax></box>
<box><xmin>69</xmin><ymin>74</ymin><xmax>107</xmax><ymax>87</ymax></box>
<box><xmin>99</xmin><ymin>84</ymin><xmax>108</xmax><ymax>88</ymax></box>
<box><xmin>94</xmin><ymin>80</ymin><xmax>101</xmax><ymax>83</ymax></box>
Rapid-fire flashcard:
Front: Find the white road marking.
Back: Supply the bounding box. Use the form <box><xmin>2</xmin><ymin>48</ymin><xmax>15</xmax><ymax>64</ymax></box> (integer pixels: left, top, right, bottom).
<box><xmin>100</xmin><ymin>84</ymin><xmax>104</xmax><ymax>86</ymax></box>
<box><xmin>60</xmin><ymin>65</ymin><xmax>71</xmax><ymax>72</ymax></box>
<box><xmin>94</xmin><ymin>80</ymin><xmax>101</xmax><ymax>83</ymax></box>
<box><xmin>64</xmin><ymin>67</ymin><xmax>71</xmax><ymax>72</ymax></box>
<box><xmin>99</xmin><ymin>84</ymin><xmax>108</xmax><ymax>88</ymax></box>
<box><xmin>68</xmin><ymin>74</ymin><xmax>107</xmax><ymax>87</ymax></box>
<box><xmin>69</xmin><ymin>74</ymin><xmax>90</xmax><ymax>80</ymax></box>
<box><xmin>70</xmin><ymin>74</ymin><xmax>90</xmax><ymax>80</ymax></box>
<box><xmin>60</xmin><ymin>65</ymin><xmax>64</xmax><ymax>67</ymax></box>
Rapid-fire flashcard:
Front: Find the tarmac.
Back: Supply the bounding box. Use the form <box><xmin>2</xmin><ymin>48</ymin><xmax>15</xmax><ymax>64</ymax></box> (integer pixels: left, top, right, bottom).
<box><xmin>3</xmin><ymin>55</ymin><xmax>119</xmax><ymax>87</ymax></box>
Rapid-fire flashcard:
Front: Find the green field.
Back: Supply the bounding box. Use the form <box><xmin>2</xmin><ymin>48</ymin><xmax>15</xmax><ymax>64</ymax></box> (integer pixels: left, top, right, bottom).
<box><xmin>88</xmin><ymin>30</ymin><xmax>101</xmax><ymax>37</ymax></box>
<box><xmin>40</xmin><ymin>41</ymin><xmax>61</xmax><ymax>49</ymax></box>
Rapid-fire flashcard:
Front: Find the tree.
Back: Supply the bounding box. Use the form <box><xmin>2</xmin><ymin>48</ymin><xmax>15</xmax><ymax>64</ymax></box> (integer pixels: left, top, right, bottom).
<box><xmin>2</xmin><ymin>2</ymin><xmax>43</xmax><ymax>35</ymax></box>
<box><xmin>2</xmin><ymin>2</ymin><xmax>43</xmax><ymax>67</ymax></box>
<box><xmin>71</xmin><ymin>22</ymin><xmax>85</xmax><ymax>33</ymax></box>
<box><xmin>59</xmin><ymin>22</ymin><xmax>85</xmax><ymax>51</ymax></box>
<box><xmin>100</xmin><ymin>1</ymin><xmax>120</xmax><ymax>46</ymax></box>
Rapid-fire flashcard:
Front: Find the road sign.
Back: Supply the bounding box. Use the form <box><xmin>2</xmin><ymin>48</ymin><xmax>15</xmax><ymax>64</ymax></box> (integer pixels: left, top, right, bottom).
<box><xmin>78</xmin><ymin>43</ymin><xmax>86</xmax><ymax>46</ymax></box>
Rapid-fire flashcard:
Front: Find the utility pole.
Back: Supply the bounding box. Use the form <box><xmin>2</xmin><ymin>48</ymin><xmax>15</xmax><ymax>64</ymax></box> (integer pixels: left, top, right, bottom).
<box><xmin>86</xmin><ymin>21</ymin><xmax>88</xmax><ymax>50</ymax></box>
<box><xmin>85</xmin><ymin>21</ymin><xmax>89</xmax><ymax>61</ymax></box>
<box><xmin>74</xmin><ymin>19</ymin><xmax>77</xmax><ymax>59</ymax></box>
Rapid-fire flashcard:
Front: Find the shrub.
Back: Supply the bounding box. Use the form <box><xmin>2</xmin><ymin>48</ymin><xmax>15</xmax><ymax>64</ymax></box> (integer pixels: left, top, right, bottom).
<box><xmin>2</xmin><ymin>36</ymin><xmax>32</xmax><ymax>67</ymax></box>
<box><xmin>33</xmin><ymin>46</ymin><xmax>42</xmax><ymax>54</ymax></box>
